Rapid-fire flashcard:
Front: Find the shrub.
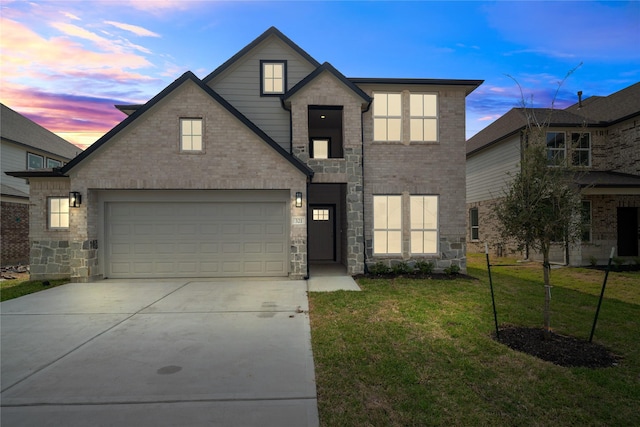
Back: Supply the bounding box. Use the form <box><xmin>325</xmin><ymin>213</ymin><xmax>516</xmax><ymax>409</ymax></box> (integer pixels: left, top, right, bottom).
<box><xmin>612</xmin><ymin>257</ymin><xmax>626</xmax><ymax>270</ymax></box>
<box><xmin>588</xmin><ymin>255</ymin><xmax>598</xmax><ymax>267</ymax></box>
<box><xmin>415</xmin><ymin>260</ymin><xmax>434</xmax><ymax>275</ymax></box>
<box><xmin>444</xmin><ymin>264</ymin><xmax>461</xmax><ymax>275</ymax></box>
<box><xmin>369</xmin><ymin>262</ymin><xmax>391</xmax><ymax>276</ymax></box>
<box><xmin>392</xmin><ymin>262</ymin><xmax>413</xmax><ymax>275</ymax></box>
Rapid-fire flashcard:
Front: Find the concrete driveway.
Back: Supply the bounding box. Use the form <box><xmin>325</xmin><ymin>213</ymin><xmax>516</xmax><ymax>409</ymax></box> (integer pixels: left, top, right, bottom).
<box><xmin>0</xmin><ymin>279</ymin><xmax>319</xmax><ymax>426</ymax></box>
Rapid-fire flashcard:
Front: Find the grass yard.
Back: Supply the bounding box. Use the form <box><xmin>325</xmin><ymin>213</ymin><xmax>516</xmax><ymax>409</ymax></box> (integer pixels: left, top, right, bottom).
<box><xmin>309</xmin><ymin>253</ymin><xmax>640</xmax><ymax>426</ymax></box>
<box><xmin>0</xmin><ymin>277</ymin><xmax>69</xmax><ymax>302</ymax></box>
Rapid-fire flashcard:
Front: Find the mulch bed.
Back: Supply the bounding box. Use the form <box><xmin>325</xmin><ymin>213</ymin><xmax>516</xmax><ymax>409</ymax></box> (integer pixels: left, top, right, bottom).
<box><xmin>495</xmin><ymin>325</ymin><xmax>620</xmax><ymax>368</ymax></box>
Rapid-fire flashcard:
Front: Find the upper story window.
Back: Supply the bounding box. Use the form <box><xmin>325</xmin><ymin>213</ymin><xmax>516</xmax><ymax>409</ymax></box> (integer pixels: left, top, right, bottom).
<box><xmin>410</xmin><ymin>195</ymin><xmax>439</xmax><ymax>254</ymax></box>
<box><xmin>546</xmin><ymin>132</ymin><xmax>565</xmax><ymax>166</ymax></box>
<box><xmin>27</xmin><ymin>152</ymin><xmax>44</xmax><ymax>170</ymax></box>
<box><xmin>261</xmin><ymin>60</ymin><xmax>286</xmax><ymax>95</ymax></box>
<box><xmin>373</xmin><ymin>93</ymin><xmax>402</xmax><ymax>142</ymax></box>
<box><xmin>180</xmin><ymin>118</ymin><xmax>203</xmax><ymax>152</ymax></box>
<box><xmin>571</xmin><ymin>132</ymin><xmax>591</xmax><ymax>167</ymax></box>
<box><xmin>410</xmin><ymin>93</ymin><xmax>438</xmax><ymax>142</ymax></box>
<box><xmin>47</xmin><ymin>158</ymin><xmax>62</xmax><ymax>168</ymax></box>
<box><xmin>49</xmin><ymin>197</ymin><xmax>70</xmax><ymax>229</ymax></box>
<box><xmin>373</xmin><ymin>195</ymin><xmax>402</xmax><ymax>254</ymax></box>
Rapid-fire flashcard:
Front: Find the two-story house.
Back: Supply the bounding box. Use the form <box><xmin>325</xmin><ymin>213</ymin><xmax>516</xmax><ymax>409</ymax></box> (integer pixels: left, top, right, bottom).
<box><xmin>1</xmin><ymin>103</ymin><xmax>81</xmax><ymax>265</ymax></box>
<box><xmin>8</xmin><ymin>27</ymin><xmax>481</xmax><ymax>282</ymax></box>
<box><xmin>466</xmin><ymin>82</ymin><xmax>640</xmax><ymax>265</ymax></box>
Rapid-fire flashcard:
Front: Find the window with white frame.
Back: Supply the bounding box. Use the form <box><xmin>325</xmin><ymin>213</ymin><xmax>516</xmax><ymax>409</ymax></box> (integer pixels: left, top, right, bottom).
<box><xmin>470</xmin><ymin>207</ymin><xmax>479</xmax><ymax>241</ymax></box>
<box><xmin>410</xmin><ymin>195</ymin><xmax>438</xmax><ymax>254</ymax></box>
<box><xmin>546</xmin><ymin>132</ymin><xmax>565</xmax><ymax>166</ymax></box>
<box><xmin>49</xmin><ymin>197</ymin><xmax>69</xmax><ymax>229</ymax></box>
<box><xmin>581</xmin><ymin>200</ymin><xmax>592</xmax><ymax>242</ymax></box>
<box><xmin>180</xmin><ymin>118</ymin><xmax>203</xmax><ymax>152</ymax></box>
<box><xmin>261</xmin><ymin>61</ymin><xmax>286</xmax><ymax>95</ymax></box>
<box><xmin>571</xmin><ymin>132</ymin><xmax>591</xmax><ymax>167</ymax></box>
<box><xmin>410</xmin><ymin>93</ymin><xmax>438</xmax><ymax>142</ymax></box>
<box><xmin>373</xmin><ymin>93</ymin><xmax>402</xmax><ymax>142</ymax></box>
<box><xmin>373</xmin><ymin>195</ymin><xmax>402</xmax><ymax>254</ymax></box>
<box><xmin>47</xmin><ymin>158</ymin><xmax>63</xmax><ymax>168</ymax></box>
<box><xmin>27</xmin><ymin>152</ymin><xmax>44</xmax><ymax>170</ymax></box>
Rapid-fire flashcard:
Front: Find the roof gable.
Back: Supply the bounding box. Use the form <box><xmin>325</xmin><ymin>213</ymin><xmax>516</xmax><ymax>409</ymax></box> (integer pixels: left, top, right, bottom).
<box><xmin>202</xmin><ymin>27</ymin><xmax>320</xmax><ymax>84</ymax></box>
<box><xmin>283</xmin><ymin>62</ymin><xmax>372</xmax><ymax>107</ymax></box>
<box><xmin>60</xmin><ymin>71</ymin><xmax>312</xmax><ymax>177</ymax></box>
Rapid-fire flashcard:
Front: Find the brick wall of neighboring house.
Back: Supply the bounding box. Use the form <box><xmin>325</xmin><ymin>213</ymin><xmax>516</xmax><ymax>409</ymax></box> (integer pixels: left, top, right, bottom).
<box><xmin>62</xmin><ymin>80</ymin><xmax>308</xmax><ymax>281</ymax></box>
<box><xmin>467</xmin><ymin>194</ymin><xmax>640</xmax><ymax>265</ymax></box>
<box><xmin>1</xmin><ymin>201</ymin><xmax>29</xmax><ymax>265</ymax></box>
<box><xmin>596</xmin><ymin>118</ymin><xmax>640</xmax><ymax>174</ymax></box>
<box><xmin>361</xmin><ymin>87</ymin><xmax>468</xmax><ymax>273</ymax></box>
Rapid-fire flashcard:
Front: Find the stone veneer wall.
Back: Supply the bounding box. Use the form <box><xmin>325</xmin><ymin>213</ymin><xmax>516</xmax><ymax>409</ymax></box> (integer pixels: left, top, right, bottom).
<box><xmin>289</xmin><ymin>71</ymin><xmax>366</xmax><ymax>275</ymax></box>
<box><xmin>1</xmin><ymin>201</ymin><xmax>29</xmax><ymax>265</ymax></box>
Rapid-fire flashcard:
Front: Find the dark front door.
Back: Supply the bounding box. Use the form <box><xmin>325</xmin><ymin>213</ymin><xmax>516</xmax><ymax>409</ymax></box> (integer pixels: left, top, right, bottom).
<box><xmin>617</xmin><ymin>207</ymin><xmax>639</xmax><ymax>256</ymax></box>
<box><xmin>309</xmin><ymin>205</ymin><xmax>335</xmax><ymax>261</ymax></box>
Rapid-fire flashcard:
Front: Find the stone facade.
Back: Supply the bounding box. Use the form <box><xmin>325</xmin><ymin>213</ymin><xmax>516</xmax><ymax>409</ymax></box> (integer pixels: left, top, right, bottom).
<box><xmin>288</xmin><ymin>71</ymin><xmax>366</xmax><ymax>274</ymax></box>
<box><xmin>1</xmin><ymin>201</ymin><xmax>29</xmax><ymax>265</ymax></box>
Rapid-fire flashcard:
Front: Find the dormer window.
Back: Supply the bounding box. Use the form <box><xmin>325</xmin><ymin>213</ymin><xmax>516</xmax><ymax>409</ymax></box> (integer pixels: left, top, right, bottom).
<box><xmin>261</xmin><ymin>60</ymin><xmax>286</xmax><ymax>96</ymax></box>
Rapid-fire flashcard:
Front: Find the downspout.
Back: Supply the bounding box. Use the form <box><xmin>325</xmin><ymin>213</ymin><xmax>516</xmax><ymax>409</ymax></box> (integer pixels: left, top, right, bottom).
<box><xmin>361</xmin><ymin>98</ymin><xmax>373</xmax><ymax>274</ymax></box>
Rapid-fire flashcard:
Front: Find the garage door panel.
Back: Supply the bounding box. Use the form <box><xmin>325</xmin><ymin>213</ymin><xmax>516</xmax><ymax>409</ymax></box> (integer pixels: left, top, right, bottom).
<box><xmin>106</xmin><ymin>201</ymin><xmax>288</xmax><ymax>278</ymax></box>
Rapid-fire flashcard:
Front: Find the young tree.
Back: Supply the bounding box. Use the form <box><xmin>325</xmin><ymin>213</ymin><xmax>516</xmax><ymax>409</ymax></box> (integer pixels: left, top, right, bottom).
<box><xmin>496</xmin><ymin>68</ymin><xmax>583</xmax><ymax>338</ymax></box>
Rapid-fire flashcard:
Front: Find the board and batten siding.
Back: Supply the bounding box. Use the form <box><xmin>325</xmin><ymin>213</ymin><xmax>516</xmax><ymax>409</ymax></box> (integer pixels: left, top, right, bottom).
<box><xmin>466</xmin><ymin>135</ymin><xmax>521</xmax><ymax>203</ymax></box>
<box><xmin>207</xmin><ymin>37</ymin><xmax>317</xmax><ymax>151</ymax></box>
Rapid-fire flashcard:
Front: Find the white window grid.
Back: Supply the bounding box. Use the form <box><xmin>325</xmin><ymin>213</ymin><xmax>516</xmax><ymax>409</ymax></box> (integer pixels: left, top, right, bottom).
<box><xmin>180</xmin><ymin>118</ymin><xmax>203</xmax><ymax>152</ymax></box>
<box><xmin>410</xmin><ymin>195</ymin><xmax>439</xmax><ymax>254</ymax></box>
<box><xmin>410</xmin><ymin>93</ymin><xmax>438</xmax><ymax>142</ymax></box>
<box><xmin>373</xmin><ymin>195</ymin><xmax>402</xmax><ymax>254</ymax></box>
<box><xmin>49</xmin><ymin>197</ymin><xmax>70</xmax><ymax>229</ymax></box>
<box><xmin>373</xmin><ymin>92</ymin><xmax>402</xmax><ymax>142</ymax></box>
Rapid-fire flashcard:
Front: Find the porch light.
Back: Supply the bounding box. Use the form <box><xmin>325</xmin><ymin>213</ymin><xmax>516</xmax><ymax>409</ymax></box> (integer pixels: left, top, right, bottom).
<box><xmin>69</xmin><ymin>191</ymin><xmax>82</xmax><ymax>208</ymax></box>
<box><xmin>295</xmin><ymin>191</ymin><xmax>303</xmax><ymax>208</ymax></box>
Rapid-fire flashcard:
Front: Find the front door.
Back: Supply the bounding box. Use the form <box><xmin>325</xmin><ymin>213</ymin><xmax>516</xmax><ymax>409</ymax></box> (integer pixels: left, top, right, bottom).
<box><xmin>309</xmin><ymin>205</ymin><xmax>335</xmax><ymax>261</ymax></box>
<box><xmin>617</xmin><ymin>207</ymin><xmax>639</xmax><ymax>256</ymax></box>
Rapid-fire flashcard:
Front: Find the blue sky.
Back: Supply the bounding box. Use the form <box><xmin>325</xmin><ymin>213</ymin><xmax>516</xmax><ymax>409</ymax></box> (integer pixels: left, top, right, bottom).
<box><xmin>1</xmin><ymin>0</ymin><xmax>639</xmax><ymax>148</ymax></box>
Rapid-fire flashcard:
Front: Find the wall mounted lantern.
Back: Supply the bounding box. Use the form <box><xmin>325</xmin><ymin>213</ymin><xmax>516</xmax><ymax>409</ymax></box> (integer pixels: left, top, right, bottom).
<box><xmin>69</xmin><ymin>191</ymin><xmax>82</xmax><ymax>208</ymax></box>
<box><xmin>295</xmin><ymin>191</ymin><xmax>303</xmax><ymax>208</ymax></box>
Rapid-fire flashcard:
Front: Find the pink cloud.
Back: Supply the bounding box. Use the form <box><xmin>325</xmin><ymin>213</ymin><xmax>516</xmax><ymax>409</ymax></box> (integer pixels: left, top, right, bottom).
<box><xmin>104</xmin><ymin>20</ymin><xmax>161</xmax><ymax>37</ymax></box>
<box><xmin>0</xmin><ymin>85</ymin><xmax>128</xmax><ymax>149</ymax></box>
<box><xmin>0</xmin><ymin>17</ymin><xmax>153</xmax><ymax>82</ymax></box>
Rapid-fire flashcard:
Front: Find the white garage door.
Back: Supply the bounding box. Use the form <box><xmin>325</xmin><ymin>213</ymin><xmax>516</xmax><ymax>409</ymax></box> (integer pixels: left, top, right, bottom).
<box><xmin>105</xmin><ymin>201</ymin><xmax>288</xmax><ymax>278</ymax></box>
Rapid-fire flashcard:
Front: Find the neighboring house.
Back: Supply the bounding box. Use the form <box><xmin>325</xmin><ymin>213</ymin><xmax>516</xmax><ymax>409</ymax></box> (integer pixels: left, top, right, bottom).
<box><xmin>466</xmin><ymin>82</ymin><xmax>640</xmax><ymax>265</ymax></box>
<box><xmin>1</xmin><ymin>103</ymin><xmax>81</xmax><ymax>265</ymax></box>
<box><xmin>8</xmin><ymin>27</ymin><xmax>481</xmax><ymax>282</ymax></box>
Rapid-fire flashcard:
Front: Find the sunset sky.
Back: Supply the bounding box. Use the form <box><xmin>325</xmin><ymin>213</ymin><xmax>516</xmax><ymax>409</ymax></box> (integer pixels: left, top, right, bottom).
<box><xmin>1</xmin><ymin>0</ymin><xmax>639</xmax><ymax>149</ymax></box>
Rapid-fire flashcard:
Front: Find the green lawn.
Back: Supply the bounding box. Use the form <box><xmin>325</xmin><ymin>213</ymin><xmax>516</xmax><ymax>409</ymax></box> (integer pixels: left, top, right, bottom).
<box><xmin>309</xmin><ymin>253</ymin><xmax>640</xmax><ymax>426</ymax></box>
<box><xmin>1</xmin><ymin>278</ymin><xmax>69</xmax><ymax>302</ymax></box>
